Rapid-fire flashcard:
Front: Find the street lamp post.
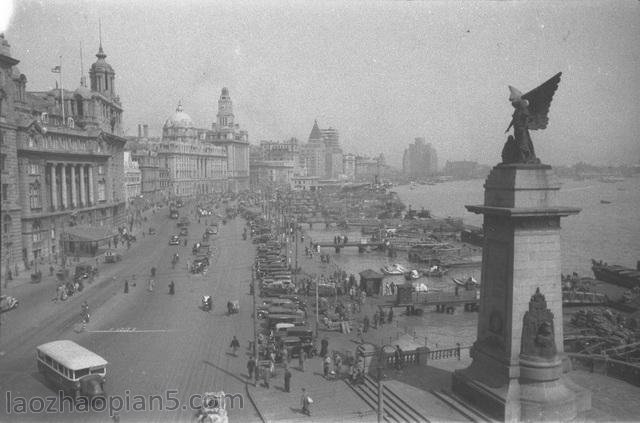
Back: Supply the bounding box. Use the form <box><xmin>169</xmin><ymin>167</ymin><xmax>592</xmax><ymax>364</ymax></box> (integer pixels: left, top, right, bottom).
<box><xmin>251</xmin><ymin>264</ymin><xmax>258</xmax><ymax>387</ymax></box>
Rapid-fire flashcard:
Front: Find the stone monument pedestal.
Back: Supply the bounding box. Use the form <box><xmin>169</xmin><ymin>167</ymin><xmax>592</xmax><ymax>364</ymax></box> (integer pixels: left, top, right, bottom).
<box><xmin>451</xmin><ymin>163</ymin><xmax>591</xmax><ymax>421</ymax></box>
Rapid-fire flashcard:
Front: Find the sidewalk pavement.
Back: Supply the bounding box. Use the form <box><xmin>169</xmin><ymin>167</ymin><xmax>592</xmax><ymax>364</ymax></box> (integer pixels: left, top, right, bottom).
<box><xmin>246</xmin><ymin>356</ymin><xmax>375</xmax><ymax>423</ymax></box>
<box><xmin>2</xmin><ymin>206</ymin><xmax>160</xmax><ymax>294</ymax></box>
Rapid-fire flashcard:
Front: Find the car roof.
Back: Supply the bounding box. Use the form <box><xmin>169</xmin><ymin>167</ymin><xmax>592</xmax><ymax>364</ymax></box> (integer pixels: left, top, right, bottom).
<box><xmin>37</xmin><ymin>340</ymin><xmax>108</xmax><ymax>370</ymax></box>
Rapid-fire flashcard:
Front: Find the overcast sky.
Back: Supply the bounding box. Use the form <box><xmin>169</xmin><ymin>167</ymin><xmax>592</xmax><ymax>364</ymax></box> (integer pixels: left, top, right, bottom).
<box><xmin>3</xmin><ymin>0</ymin><xmax>640</xmax><ymax>167</ymax></box>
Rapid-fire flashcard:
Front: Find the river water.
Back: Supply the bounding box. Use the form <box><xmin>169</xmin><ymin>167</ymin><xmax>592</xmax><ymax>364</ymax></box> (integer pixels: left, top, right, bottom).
<box><xmin>395</xmin><ymin>174</ymin><xmax>640</xmax><ymax>276</ymax></box>
<box><xmin>301</xmin><ymin>173</ymin><xmax>640</xmax><ymax>349</ymax></box>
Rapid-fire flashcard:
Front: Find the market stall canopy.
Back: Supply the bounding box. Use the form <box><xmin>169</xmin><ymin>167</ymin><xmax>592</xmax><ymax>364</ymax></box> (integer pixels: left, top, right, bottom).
<box><xmin>64</xmin><ymin>225</ymin><xmax>117</xmax><ymax>242</ymax></box>
<box><xmin>359</xmin><ymin>269</ymin><xmax>384</xmax><ymax>280</ymax></box>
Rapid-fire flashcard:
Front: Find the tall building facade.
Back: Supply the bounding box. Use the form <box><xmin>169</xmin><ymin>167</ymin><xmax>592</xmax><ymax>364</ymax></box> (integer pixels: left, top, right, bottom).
<box><xmin>402</xmin><ymin>137</ymin><xmax>438</xmax><ymax>178</ymax></box>
<box><xmin>249</xmin><ymin>138</ymin><xmax>299</xmax><ymax>189</ymax></box>
<box><xmin>158</xmin><ymin>103</ymin><xmax>228</xmax><ymax>197</ymax></box>
<box><xmin>125</xmin><ymin>124</ymin><xmax>166</xmax><ymax>206</ymax></box>
<box><xmin>1</xmin><ymin>34</ymin><xmax>127</xmax><ymax>275</ymax></box>
<box><xmin>299</xmin><ymin>120</ymin><xmax>343</xmax><ymax>179</ymax></box>
<box><xmin>123</xmin><ymin>151</ymin><xmax>141</xmax><ymax>206</ymax></box>
<box><xmin>207</xmin><ymin>88</ymin><xmax>250</xmax><ymax>192</ymax></box>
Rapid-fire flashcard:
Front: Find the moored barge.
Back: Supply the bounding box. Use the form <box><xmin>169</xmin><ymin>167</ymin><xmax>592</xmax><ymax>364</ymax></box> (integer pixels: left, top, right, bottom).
<box><xmin>591</xmin><ymin>259</ymin><xmax>640</xmax><ymax>289</ymax></box>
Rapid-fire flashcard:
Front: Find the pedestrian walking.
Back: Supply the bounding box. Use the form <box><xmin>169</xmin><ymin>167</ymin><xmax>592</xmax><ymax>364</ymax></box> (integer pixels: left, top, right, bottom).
<box><xmin>320</xmin><ymin>338</ymin><xmax>329</xmax><ymax>358</ymax></box>
<box><xmin>298</xmin><ymin>350</ymin><xmax>305</xmax><ymax>371</ymax></box>
<box><xmin>284</xmin><ymin>367</ymin><xmax>292</xmax><ymax>392</ymax></box>
<box><xmin>124</xmin><ymin>280</ymin><xmax>129</xmax><ymax>293</ymax></box>
<box><xmin>388</xmin><ymin>308</ymin><xmax>394</xmax><ymax>324</ymax></box>
<box><xmin>247</xmin><ymin>356</ymin><xmax>256</xmax><ymax>380</ymax></box>
<box><xmin>373</xmin><ymin>312</ymin><xmax>379</xmax><ymax>329</ymax></box>
<box><xmin>263</xmin><ymin>365</ymin><xmax>270</xmax><ymax>388</ymax></box>
<box><xmin>334</xmin><ymin>354</ymin><xmax>342</xmax><ymax>375</ymax></box>
<box><xmin>379</xmin><ymin>313</ymin><xmax>384</xmax><ymax>328</ymax></box>
<box><xmin>282</xmin><ymin>347</ymin><xmax>288</xmax><ymax>363</ymax></box>
<box><xmin>230</xmin><ymin>336</ymin><xmax>240</xmax><ymax>356</ymax></box>
<box><xmin>301</xmin><ymin>388</ymin><xmax>312</xmax><ymax>416</ymax></box>
<box><xmin>323</xmin><ymin>355</ymin><xmax>332</xmax><ymax>378</ymax></box>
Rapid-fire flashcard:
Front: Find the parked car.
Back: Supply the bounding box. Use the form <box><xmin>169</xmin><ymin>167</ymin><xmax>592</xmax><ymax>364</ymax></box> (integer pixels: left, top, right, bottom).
<box><xmin>75</xmin><ymin>264</ymin><xmax>98</xmax><ymax>280</ymax></box>
<box><xmin>0</xmin><ymin>295</ymin><xmax>19</xmax><ymax>314</ymax></box>
<box><xmin>169</xmin><ymin>235</ymin><xmax>180</xmax><ymax>245</ymax></box>
<box><xmin>104</xmin><ymin>250</ymin><xmax>122</xmax><ymax>263</ymax></box>
<box><xmin>179</xmin><ymin>227</ymin><xmax>188</xmax><ymax>237</ymax></box>
<box><xmin>148</xmin><ymin>227</ymin><xmax>157</xmax><ymax>235</ymax></box>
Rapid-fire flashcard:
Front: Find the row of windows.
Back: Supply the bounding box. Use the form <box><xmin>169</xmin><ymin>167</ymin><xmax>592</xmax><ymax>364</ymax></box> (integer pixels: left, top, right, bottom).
<box><xmin>37</xmin><ymin>351</ymin><xmax>105</xmax><ymax>381</ymax></box>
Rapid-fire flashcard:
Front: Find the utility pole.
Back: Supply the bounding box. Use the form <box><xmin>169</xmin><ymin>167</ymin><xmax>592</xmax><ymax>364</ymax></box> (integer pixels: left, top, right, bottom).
<box><xmin>377</xmin><ymin>348</ymin><xmax>384</xmax><ymax>423</ymax></box>
<box><xmin>315</xmin><ymin>277</ymin><xmax>319</xmax><ymax>339</ymax></box>
<box><xmin>251</xmin><ymin>264</ymin><xmax>258</xmax><ymax>387</ymax></box>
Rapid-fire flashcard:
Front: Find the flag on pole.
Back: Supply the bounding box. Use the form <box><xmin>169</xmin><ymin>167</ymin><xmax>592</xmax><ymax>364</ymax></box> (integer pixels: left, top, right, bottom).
<box><xmin>51</xmin><ymin>66</ymin><xmax>61</xmax><ymax>73</ymax></box>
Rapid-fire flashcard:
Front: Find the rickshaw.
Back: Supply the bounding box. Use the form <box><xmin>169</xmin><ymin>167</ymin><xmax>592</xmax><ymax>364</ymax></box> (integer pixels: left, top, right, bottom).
<box><xmin>227</xmin><ymin>300</ymin><xmax>239</xmax><ymax>315</ymax></box>
<box><xmin>195</xmin><ymin>391</ymin><xmax>228</xmax><ymax>423</ymax></box>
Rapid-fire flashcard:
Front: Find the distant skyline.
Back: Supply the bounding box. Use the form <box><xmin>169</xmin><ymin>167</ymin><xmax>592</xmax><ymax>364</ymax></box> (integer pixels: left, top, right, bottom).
<box><xmin>3</xmin><ymin>0</ymin><xmax>640</xmax><ymax>167</ymax></box>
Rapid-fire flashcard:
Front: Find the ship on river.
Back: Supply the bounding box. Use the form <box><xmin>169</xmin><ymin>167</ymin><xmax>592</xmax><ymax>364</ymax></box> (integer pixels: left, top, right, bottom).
<box><xmin>591</xmin><ymin>259</ymin><xmax>640</xmax><ymax>289</ymax></box>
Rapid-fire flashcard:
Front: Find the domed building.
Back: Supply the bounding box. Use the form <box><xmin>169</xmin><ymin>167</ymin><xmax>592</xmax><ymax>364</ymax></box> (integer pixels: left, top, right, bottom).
<box><xmin>158</xmin><ymin>102</ymin><xmax>228</xmax><ymax>198</ymax></box>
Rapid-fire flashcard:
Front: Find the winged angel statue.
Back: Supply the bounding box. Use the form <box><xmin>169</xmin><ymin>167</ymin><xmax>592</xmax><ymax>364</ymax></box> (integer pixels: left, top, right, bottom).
<box><xmin>501</xmin><ymin>72</ymin><xmax>562</xmax><ymax>164</ymax></box>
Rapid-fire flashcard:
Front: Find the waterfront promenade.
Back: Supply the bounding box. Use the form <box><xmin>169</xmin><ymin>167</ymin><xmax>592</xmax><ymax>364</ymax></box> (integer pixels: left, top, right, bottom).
<box><xmin>246</xmin><ymin>226</ymin><xmax>640</xmax><ymax>422</ymax></box>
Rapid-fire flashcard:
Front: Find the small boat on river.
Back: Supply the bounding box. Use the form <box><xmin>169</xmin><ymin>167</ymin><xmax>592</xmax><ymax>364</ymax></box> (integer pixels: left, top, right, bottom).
<box><xmin>420</xmin><ymin>265</ymin><xmax>448</xmax><ymax>277</ymax></box>
<box><xmin>404</xmin><ymin>270</ymin><xmax>421</xmax><ymax>280</ymax></box>
<box><xmin>381</xmin><ymin>263</ymin><xmax>408</xmax><ymax>275</ymax></box>
<box><xmin>452</xmin><ymin>276</ymin><xmax>480</xmax><ymax>290</ymax></box>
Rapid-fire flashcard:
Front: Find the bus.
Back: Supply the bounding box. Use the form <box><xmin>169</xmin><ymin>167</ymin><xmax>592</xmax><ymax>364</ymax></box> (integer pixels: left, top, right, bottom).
<box><xmin>36</xmin><ymin>340</ymin><xmax>108</xmax><ymax>399</ymax></box>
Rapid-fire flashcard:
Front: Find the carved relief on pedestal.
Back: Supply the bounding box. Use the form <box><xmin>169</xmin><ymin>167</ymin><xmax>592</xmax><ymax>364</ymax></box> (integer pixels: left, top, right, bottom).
<box><xmin>520</xmin><ymin>287</ymin><xmax>557</xmax><ymax>361</ymax></box>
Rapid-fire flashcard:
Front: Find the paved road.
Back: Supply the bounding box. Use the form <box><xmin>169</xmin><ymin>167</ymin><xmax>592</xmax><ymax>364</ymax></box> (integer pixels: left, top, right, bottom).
<box><xmin>0</xmin><ymin>207</ymin><xmax>260</xmax><ymax>422</ymax></box>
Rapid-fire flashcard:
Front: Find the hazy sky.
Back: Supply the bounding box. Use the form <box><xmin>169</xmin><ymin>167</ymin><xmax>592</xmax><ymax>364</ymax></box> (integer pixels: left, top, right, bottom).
<box><xmin>3</xmin><ymin>0</ymin><xmax>640</xmax><ymax>167</ymax></box>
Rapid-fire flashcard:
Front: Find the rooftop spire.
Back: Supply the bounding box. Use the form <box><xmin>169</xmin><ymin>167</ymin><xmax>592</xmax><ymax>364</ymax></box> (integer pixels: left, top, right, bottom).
<box><xmin>96</xmin><ymin>18</ymin><xmax>106</xmax><ymax>59</ymax></box>
<box><xmin>80</xmin><ymin>41</ymin><xmax>87</xmax><ymax>87</ymax></box>
<box><xmin>176</xmin><ymin>100</ymin><xmax>183</xmax><ymax>112</ymax></box>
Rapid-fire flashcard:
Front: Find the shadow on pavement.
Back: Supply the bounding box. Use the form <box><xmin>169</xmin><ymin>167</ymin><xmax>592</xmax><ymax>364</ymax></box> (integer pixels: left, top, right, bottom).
<box><xmin>202</xmin><ymin>360</ymin><xmax>246</xmax><ymax>385</ymax></box>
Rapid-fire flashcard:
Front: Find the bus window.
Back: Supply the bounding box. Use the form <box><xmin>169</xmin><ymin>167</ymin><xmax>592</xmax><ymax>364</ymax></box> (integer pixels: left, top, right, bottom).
<box><xmin>75</xmin><ymin>368</ymin><xmax>89</xmax><ymax>378</ymax></box>
<box><xmin>45</xmin><ymin>356</ymin><xmax>52</xmax><ymax>366</ymax></box>
<box><xmin>90</xmin><ymin>367</ymin><xmax>105</xmax><ymax>374</ymax></box>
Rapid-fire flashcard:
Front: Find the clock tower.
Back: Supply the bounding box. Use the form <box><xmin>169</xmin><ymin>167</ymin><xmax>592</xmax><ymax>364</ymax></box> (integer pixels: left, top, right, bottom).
<box><xmin>216</xmin><ymin>87</ymin><xmax>234</xmax><ymax>128</ymax></box>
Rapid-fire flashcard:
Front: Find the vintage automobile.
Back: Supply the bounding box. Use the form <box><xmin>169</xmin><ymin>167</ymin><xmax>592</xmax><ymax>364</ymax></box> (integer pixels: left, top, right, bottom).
<box><xmin>169</xmin><ymin>235</ymin><xmax>180</xmax><ymax>246</ymax></box>
<box><xmin>227</xmin><ymin>300</ymin><xmax>239</xmax><ymax>315</ymax></box>
<box><xmin>196</xmin><ymin>391</ymin><xmax>228</xmax><ymax>423</ymax></box>
<box><xmin>179</xmin><ymin>227</ymin><xmax>188</xmax><ymax>237</ymax></box>
<box><xmin>75</xmin><ymin>264</ymin><xmax>99</xmax><ymax>280</ymax></box>
<box><xmin>104</xmin><ymin>250</ymin><xmax>122</xmax><ymax>264</ymax></box>
<box><xmin>0</xmin><ymin>295</ymin><xmax>19</xmax><ymax>314</ymax></box>
<box><xmin>148</xmin><ymin>227</ymin><xmax>157</xmax><ymax>235</ymax></box>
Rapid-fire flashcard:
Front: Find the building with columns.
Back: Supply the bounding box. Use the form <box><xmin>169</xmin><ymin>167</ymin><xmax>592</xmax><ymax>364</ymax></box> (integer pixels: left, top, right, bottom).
<box><xmin>158</xmin><ymin>102</ymin><xmax>229</xmax><ymax>197</ymax></box>
<box><xmin>1</xmin><ymin>34</ymin><xmax>126</xmax><ymax>275</ymax></box>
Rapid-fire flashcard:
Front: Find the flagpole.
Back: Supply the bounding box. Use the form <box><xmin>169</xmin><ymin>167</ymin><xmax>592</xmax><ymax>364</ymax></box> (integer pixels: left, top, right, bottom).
<box><xmin>59</xmin><ymin>55</ymin><xmax>65</xmax><ymax>124</ymax></box>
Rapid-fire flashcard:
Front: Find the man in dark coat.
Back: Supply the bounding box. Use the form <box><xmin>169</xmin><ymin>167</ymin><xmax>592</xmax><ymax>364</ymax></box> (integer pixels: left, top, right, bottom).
<box><xmin>247</xmin><ymin>356</ymin><xmax>256</xmax><ymax>381</ymax></box>
<box><xmin>320</xmin><ymin>338</ymin><xmax>329</xmax><ymax>358</ymax></box>
<box><xmin>284</xmin><ymin>368</ymin><xmax>292</xmax><ymax>392</ymax></box>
